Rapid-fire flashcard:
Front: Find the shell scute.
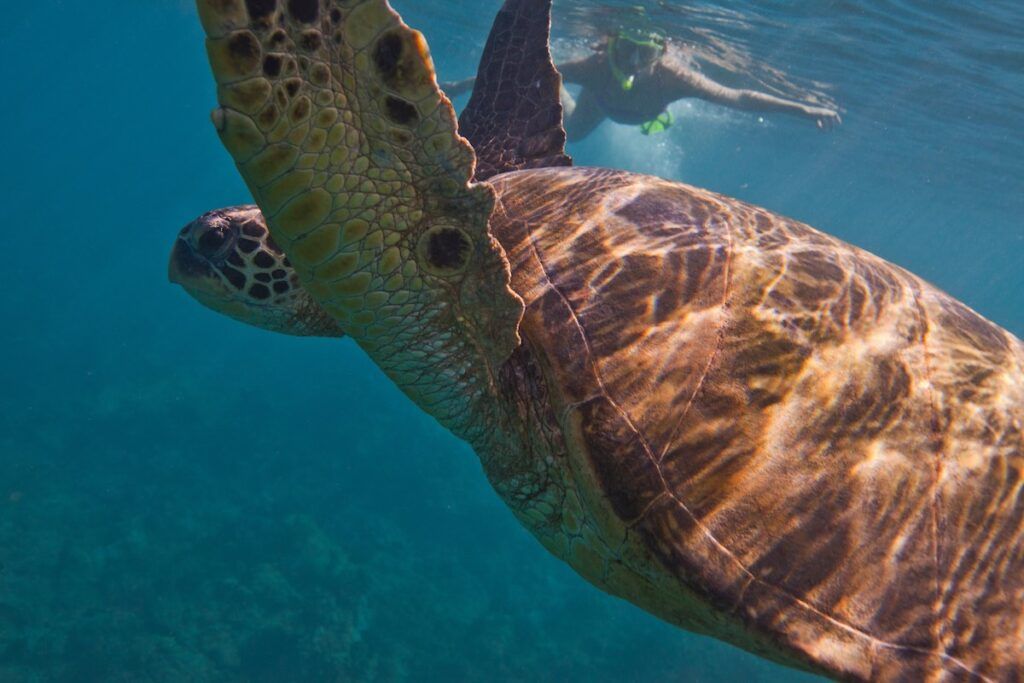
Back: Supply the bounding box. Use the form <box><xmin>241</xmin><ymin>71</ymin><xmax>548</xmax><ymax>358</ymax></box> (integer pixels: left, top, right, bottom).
<box><xmin>491</xmin><ymin>166</ymin><xmax>1024</xmax><ymax>680</ymax></box>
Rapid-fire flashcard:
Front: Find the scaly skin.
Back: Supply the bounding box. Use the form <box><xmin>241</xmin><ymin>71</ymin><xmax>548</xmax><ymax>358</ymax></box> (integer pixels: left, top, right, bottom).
<box><xmin>198</xmin><ymin>0</ymin><xmax>522</xmax><ymax>444</ymax></box>
<box><xmin>188</xmin><ymin>1</ymin><xmax>1024</xmax><ymax>680</ymax></box>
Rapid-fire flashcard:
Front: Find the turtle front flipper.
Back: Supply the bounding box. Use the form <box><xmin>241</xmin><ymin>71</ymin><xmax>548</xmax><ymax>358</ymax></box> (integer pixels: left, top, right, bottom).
<box><xmin>196</xmin><ymin>0</ymin><xmax>524</xmax><ymax>434</ymax></box>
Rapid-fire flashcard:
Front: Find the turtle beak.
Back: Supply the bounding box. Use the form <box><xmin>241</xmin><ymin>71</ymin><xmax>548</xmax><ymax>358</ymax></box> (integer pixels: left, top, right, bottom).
<box><xmin>168</xmin><ymin>238</ymin><xmax>186</xmax><ymax>285</ymax></box>
<box><xmin>168</xmin><ymin>238</ymin><xmax>191</xmax><ymax>285</ymax></box>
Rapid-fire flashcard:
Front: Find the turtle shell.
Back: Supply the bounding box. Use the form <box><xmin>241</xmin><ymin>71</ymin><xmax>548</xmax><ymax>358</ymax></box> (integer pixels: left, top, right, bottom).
<box><xmin>490</xmin><ymin>166</ymin><xmax>1024</xmax><ymax>681</ymax></box>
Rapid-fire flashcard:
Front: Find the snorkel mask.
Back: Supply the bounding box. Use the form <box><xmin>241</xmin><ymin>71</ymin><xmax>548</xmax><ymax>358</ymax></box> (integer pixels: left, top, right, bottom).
<box><xmin>608</xmin><ymin>30</ymin><xmax>666</xmax><ymax>91</ymax></box>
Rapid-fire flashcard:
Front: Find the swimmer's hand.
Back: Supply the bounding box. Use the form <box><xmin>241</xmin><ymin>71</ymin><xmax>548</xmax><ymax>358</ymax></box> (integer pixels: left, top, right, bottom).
<box><xmin>805</xmin><ymin>106</ymin><xmax>842</xmax><ymax>131</ymax></box>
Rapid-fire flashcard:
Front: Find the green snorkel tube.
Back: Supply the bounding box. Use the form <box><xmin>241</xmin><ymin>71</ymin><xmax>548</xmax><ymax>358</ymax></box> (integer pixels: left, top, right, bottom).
<box><xmin>607</xmin><ymin>35</ymin><xmax>636</xmax><ymax>92</ymax></box>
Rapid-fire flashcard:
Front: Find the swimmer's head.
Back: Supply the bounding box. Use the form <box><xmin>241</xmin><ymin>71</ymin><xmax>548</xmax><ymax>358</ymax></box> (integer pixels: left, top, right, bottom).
<box><xmin>608</xmin><ymin>30</ymin><xmax>666</xmax><ymax>90</ymax></box>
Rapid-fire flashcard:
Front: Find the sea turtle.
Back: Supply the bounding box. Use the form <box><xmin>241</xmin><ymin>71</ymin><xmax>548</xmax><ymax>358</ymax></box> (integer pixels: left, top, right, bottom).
<box><xmin>174</xmin><ymin>0</ymin><xmax>1024</xmax><ymax>679</ymax></box>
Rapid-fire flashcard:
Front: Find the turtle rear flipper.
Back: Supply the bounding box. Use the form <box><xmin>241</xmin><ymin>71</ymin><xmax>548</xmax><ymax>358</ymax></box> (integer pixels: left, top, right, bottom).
<box><xmin>196</xmin><ymin>0</ymin><xmax>524</xmax><ymax>422</ymax></box>
<box><xmin>460</xmin><ymin>0</ymin><xmax>572</xmax><ymax>181</ymax></box>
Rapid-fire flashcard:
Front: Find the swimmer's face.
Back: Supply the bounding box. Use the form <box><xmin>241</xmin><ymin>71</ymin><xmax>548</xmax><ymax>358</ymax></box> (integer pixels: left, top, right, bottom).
<box><xmin>612</xmin><ymin>36</ymin><xmax>664</xmax><ymax>75</ymax></box>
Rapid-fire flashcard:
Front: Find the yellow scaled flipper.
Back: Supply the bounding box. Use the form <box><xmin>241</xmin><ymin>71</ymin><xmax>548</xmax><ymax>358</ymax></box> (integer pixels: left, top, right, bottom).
<box><xmin>196</xmin><ymin>0</ymin><xmax>524</xmax><ymax>394</ymax></box>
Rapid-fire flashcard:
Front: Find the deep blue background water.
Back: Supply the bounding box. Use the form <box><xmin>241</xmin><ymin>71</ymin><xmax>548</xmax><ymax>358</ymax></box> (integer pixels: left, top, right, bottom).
<box><xmin>1</xmin><ymin>1</ymin><xmax>1021</xmax><ymax>681</ymax></box>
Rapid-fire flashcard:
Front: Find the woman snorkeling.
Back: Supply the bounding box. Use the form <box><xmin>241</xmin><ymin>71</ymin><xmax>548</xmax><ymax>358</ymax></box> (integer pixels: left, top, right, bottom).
<box><xmin>445</xmin><ymin>29</ymin><xmax>842</xmax><ymax>142</ymax></box>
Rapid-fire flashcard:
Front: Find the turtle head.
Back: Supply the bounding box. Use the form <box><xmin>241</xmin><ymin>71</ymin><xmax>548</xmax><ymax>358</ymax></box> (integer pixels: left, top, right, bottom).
<box><xmin>169</xmin><ymin>206</ymin><xmax>344</xmax><ymax>338</ymax></box>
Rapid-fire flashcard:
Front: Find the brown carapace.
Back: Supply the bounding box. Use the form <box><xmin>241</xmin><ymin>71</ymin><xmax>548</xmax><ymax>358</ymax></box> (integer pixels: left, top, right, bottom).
<box><xmin>179</xmin><ymin>0</ymin><xmax>1024</xmax><ymax>679</ymax></box>
<box><xmin>490</xmin><ymin>167</ymin><xmax>1024</xmax><ymax>680</ymax></box>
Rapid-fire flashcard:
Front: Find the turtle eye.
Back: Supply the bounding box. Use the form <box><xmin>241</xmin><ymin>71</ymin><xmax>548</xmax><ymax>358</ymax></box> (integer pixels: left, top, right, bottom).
<box><xmin>195</xmin><ymin>225</ymin><xmax>234</xmax><ymax>259</ymax></box>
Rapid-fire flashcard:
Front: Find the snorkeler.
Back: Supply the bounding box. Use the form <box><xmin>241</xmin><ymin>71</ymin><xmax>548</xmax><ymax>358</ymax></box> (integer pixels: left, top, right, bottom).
<box><xmin>444</xmin><ymin>30</ymin><xmax>842</xmax><ymax>142</ymax></box>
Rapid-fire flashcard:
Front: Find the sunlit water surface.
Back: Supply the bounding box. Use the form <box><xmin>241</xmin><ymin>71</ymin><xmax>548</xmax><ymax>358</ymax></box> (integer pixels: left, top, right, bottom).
<box><xmin>1</xmin><ymin>1</ymin><xmax>1021</xmax><ymax>680</ymax></box>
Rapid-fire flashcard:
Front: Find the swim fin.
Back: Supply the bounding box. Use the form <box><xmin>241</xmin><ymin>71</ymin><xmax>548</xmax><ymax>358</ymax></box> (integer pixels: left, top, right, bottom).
<box><xmin>640</xmin><ymin>110</ymin><xmax>674</xmax><ymax>135</ymax></box>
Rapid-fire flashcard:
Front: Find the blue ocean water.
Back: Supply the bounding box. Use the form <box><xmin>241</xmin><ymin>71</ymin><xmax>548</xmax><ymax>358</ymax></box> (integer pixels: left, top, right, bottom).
<box><xmin>1</xmin><ymin>0</ymin><xmax>1021</xmax><ymax>680</ymax></box>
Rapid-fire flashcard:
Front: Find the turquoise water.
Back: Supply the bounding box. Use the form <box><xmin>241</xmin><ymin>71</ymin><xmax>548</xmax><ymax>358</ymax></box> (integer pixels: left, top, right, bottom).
<box><xmin>2</xmin><ymin>1</ymin><xmax>1021</xmax><ymax>681</ymax></box>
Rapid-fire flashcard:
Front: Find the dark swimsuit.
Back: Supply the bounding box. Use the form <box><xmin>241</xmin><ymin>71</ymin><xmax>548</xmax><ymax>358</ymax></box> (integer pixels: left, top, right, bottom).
<box><xmin>591</xmin><ymin>66</ymin><xmax>672</xmax><ymax>126</ymax></box>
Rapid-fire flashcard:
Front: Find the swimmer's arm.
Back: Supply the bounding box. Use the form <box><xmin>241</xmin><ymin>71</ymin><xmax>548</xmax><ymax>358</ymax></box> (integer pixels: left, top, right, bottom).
<box><xmin>668</xmin><ymin>67</ymin><xmax>841</xmax><ymax>129</ymax></box>
<box><xmin>557</xmin><ymin>54</ymin><xmax>603</xmax><ymax>88</ymax></box>
<box><xmin>440</xmin><ymin>76</ymin><xmax>477</xmax><ymax>97</ymax></box>
<box><xmin>441</xmin><ymin>55</ymin><xmax>599</xmax><ymax>97</ymax></box>
<box><xmin>442</xmin><ymin>51</ymin><xmax>602</xmax><ymax>96</ymax></box>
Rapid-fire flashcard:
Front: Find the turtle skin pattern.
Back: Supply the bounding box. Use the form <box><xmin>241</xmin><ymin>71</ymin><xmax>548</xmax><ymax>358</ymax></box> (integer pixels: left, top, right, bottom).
<box><xmin>488</xmin><ymin>166</ymin><xmax>1024</xmax><ymax>681</ymax></box>
<box><xmin>197</xmin><ymin>0</ymin><xmax>524</xmax><ymax>440</ymax></box>
<box><xmin>458</xmin><ymin>0</ymin><xmax>571</xmax><ymax>181</ymax></box>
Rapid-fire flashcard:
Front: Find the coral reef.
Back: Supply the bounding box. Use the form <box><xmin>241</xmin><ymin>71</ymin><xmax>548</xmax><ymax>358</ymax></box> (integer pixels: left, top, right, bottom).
<box><xmin>0</xmin><ymin>337</ymin><xmax>815</xmax><ymax>682</ymax></box>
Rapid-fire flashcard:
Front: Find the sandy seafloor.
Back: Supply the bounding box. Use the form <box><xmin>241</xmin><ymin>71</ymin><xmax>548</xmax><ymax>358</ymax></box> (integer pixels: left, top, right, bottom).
<box><xmin>1</xmin><ymin>0</ymin><xmax>1021</xmax><ymax>681</ymax></box>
